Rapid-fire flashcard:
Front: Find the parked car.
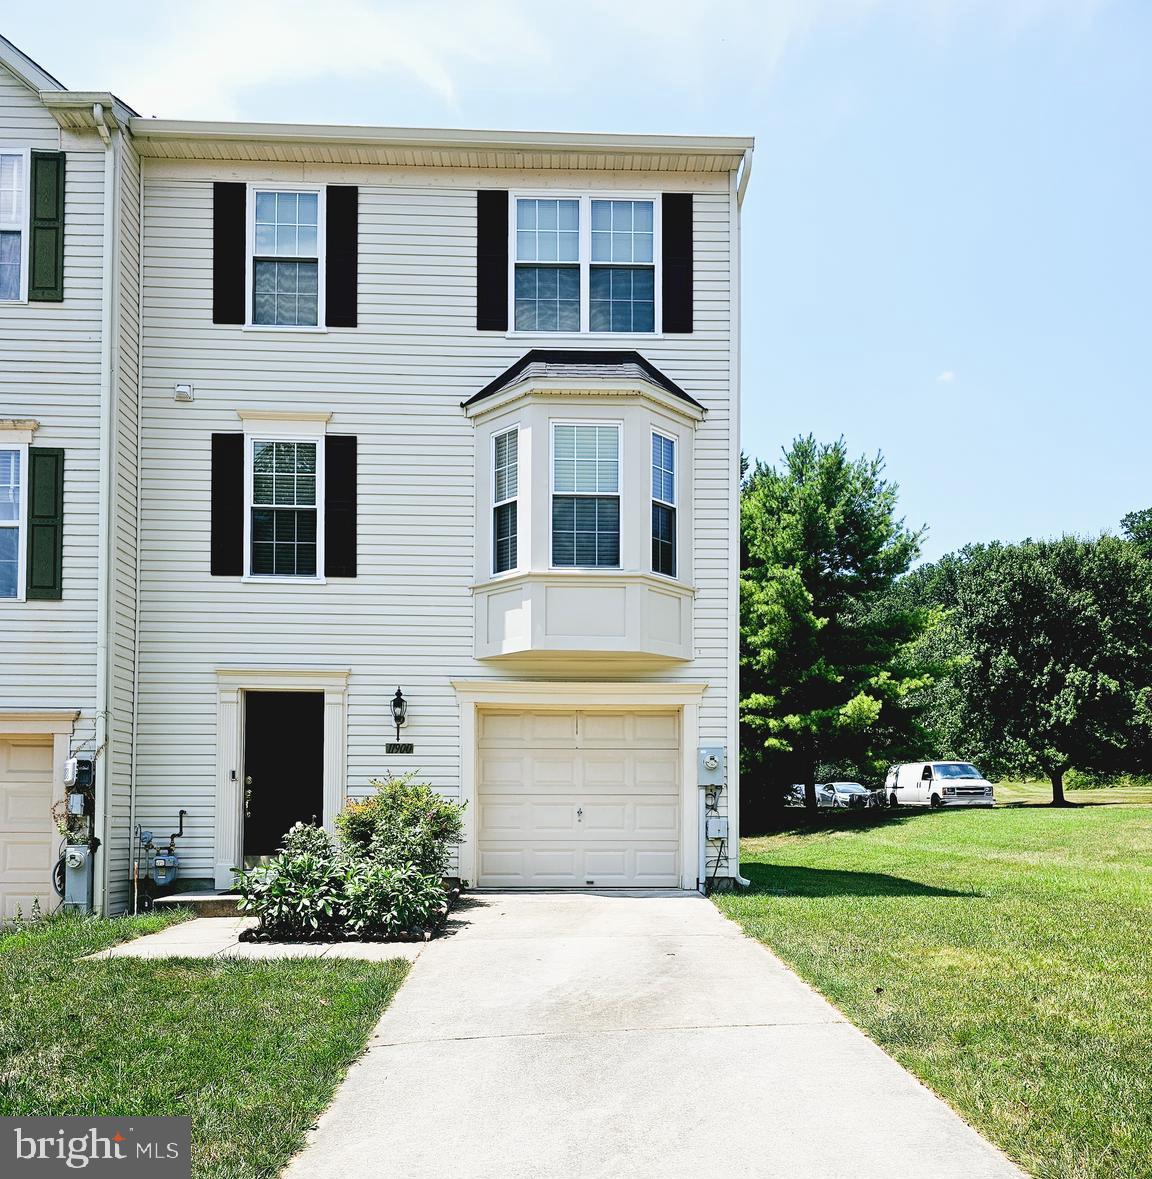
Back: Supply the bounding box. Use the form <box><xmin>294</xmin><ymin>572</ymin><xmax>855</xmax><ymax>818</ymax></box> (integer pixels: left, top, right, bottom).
<box><xmin>784</xmin><ymin>783</ymin><xmax>834</xmax><ymax>808</ymax></box>
<box><xmin>784</xmin><ymin>782</ymin><xmax>880</xmax><ymax>808</ymax></box>
<box><xmin>822</xmin><ymin>781</ymin><xmax>881</xmax><ymax>809</ymax></box>
<box><xmin>884</xmin><ymin>762</ymin><xmax>995</xmax><ymax>808</ymax></box>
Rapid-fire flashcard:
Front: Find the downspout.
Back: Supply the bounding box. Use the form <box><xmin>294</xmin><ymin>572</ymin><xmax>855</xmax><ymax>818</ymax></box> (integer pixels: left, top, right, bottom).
<box><xmin>730</xmin><ymin>146</ymin><xmax>752</xmax><ymax>888</ymax></box>
<box><xmin>92</xmin><ymin>102</ymin><xmax>120</xmax><ymax>914</ymax></box>
<box><xmin>127</xmin><ymin>132</ymin><xmax>145</xmax><ymax>911</ymax></box>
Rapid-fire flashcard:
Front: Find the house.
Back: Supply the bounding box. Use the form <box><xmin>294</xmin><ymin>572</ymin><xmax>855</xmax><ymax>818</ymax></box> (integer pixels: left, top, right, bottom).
<box><xmin>0</xmin><ymin>34</ymin><xmax>752</xmax><ymax>915</ymax></box>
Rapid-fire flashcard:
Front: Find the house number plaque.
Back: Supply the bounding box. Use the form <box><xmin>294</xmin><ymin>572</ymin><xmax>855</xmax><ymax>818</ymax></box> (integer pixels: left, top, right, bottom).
<box><xmin>385</xmin><ymin>742</ymin><xmax>414</xmax><ymax>754</ymax></box>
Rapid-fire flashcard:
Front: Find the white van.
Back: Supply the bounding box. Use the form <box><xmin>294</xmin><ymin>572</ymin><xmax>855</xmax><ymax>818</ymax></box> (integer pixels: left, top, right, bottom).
<box><xmin>884</xmin><ymin>762</ymin><xmax>995</xmax><ymax>808</ymax></box>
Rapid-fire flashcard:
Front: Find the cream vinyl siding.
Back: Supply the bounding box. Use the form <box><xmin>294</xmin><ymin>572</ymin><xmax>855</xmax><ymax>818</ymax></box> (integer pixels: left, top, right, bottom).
<box><xmin>0</xmin><ymin>65</ymin><xmax>103</xmax><ymax>757</ymax></box>
<box><xmin>137</xmin><ymin>160</ymin><xmax>734</xmax><ymax>883</ymax></box>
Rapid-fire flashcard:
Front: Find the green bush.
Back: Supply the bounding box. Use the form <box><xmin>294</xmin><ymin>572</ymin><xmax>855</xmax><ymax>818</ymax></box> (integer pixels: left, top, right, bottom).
<box><xmin>336</xmin><ymin>774</ymin><xmax>465</xmax><ymax>878</ymax></box>
<box><xmin>235</xmin><ymin>815</ymin><xmax>453</xmax><ymax>942</ymax></box>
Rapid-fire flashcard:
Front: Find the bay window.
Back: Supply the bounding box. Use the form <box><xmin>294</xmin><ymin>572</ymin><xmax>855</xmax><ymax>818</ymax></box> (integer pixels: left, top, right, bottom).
<box><xmin>493</xmin><ymin>427</ymin><xmax>519</xmax><ymax>574</ymax></box>
<box><xmin>551</xmin><ymin>424</ymin><xmax>620</xmax><ymax>567</ymax></box>
<box><xmin>651</xmin><ymin>432</ymin><xmax>676</xmax><ymax>576</ymax></box>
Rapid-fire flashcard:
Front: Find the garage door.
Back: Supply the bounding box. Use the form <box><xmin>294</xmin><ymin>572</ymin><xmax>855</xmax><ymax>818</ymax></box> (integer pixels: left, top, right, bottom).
<box><xmin>0</xmin><ymin>738</ymin><xmax>56</xmax><ymax>919</ymax></box>
<box><xmin>477</xmin><ymin>710</ymin><xmax>681</xmax><ymax>888</ymax></box>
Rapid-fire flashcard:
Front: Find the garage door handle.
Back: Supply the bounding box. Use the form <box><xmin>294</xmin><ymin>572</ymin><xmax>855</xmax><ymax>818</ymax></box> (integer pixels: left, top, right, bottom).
<box><xmin>576</xmin><ymin>807</ymin><xmax>583</xmax><ymax>821</ymax></box>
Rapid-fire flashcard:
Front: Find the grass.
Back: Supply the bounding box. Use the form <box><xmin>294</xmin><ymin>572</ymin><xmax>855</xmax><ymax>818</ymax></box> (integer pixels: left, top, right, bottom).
<box><xmin>0</xmin><ymin>910</ymin><xmax>408</xmax><ymax>1179</ymax></box>
<box><xmin>996</xmin><ymin>779</ymin><xmax>1152</xmax><ymax>807</ymax></box>
<box><xmin>716</xmin><ymin>803</ymin><xmax>1152</xmax><ymax>1179</ymax></box>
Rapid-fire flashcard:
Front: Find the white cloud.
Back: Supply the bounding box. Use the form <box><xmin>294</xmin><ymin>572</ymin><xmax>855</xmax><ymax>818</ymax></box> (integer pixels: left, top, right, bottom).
<box><xmin>937</xmin><ymin>370</ymin><xmax>957</xmax><ymax>383</ymax></box>
<box><xmin>16</xmin><ymin>0</ymin><xmax>1110</xmax><ymax>121</ymax></box>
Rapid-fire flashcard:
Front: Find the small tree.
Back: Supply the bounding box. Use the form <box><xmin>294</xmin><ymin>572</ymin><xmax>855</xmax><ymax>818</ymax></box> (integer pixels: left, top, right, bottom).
<box><xmin>741</xmin><ymin>436</ymin><xmax>934</xmax><ymax>811</ymax></box>
<box><xmin>946</xmin><ymin>536</ymin><xmax>1152</xmax><ymax>804</ymax></box>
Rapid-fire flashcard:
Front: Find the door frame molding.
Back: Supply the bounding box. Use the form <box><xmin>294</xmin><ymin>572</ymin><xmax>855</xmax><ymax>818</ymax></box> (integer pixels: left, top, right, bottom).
<box><xmin>214</xmin><ymin>669</ymin><xmax>348</xmax><ymax>889</ymax></box>
<box><xmin>451</xmin><ymin>680</ymin><xmax>707</xmax><ymax>890</ymax></box>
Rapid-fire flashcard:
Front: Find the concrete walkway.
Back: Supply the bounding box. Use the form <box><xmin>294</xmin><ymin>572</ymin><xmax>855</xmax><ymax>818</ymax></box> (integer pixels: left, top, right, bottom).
<box><xmin>87</xmin><ymin>916</ymin><xmax>425</xmax><ymax>961</ymax></box>
<box><xmin>284</xmin><ymin>891</ymin><xmax>1024</xmax><ymax>1179</ymax></box>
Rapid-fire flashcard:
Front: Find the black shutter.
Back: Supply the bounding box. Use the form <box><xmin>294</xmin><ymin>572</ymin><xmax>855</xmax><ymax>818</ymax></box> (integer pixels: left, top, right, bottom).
<box><xmin>28</xmin><ymin>152</ymin><xmax>65</xmax><ymax>302</ymax></box>
<box><xmin>212</xmin><ymin>182</ymin><xmax>246</xmax><ymax>325</ymax></box>
<box><xmin>325</xmin><ymin>435</ymin><xmax>357</xmax><ymax>578</ymax></box>
<box><xmin>662</xmin><ymin>193</ymin><xmax>694</xmax><ymax>333</ymax></box>
<box><xmin>26</xmin><ymin>448</ymin><xmax>64</xmax><ymax>599</ymax></box>
<box><xmin>476</xmin><ymin>190</ymin><xmax>508</xmax><ymax>331</ymax></box>
<box><xmin>210</xmin><ymin>433</ymin><xmax>244</xmax><ymax>575</ymax></box>
<box><xmin>325</xmin><ymin>185</ymin><xmax>358</xmax><ymax>328</ymax></box>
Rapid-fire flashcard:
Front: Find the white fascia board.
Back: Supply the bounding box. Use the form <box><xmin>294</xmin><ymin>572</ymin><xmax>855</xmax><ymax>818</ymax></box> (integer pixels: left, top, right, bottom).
<box><xmin>464</xmin><ymin>378</ymin><xmax>705</xmax><ymax>424</ymax></box>
<box><xmin>128</xmin><ymin>119</ymin><xmax>753</xmax><ymax>156</ymax></box>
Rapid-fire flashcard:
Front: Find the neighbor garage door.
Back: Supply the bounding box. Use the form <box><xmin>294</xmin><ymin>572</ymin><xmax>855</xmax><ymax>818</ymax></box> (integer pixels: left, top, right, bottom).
<box><xmin>476</xmin><ymin>710</ymin><xmax>681</xmax><ymax>888</ymax></box>
<box><xmin>0</xmin><ymin>738</ymin><xmax>56</xmax><ymax>919</ymax></box>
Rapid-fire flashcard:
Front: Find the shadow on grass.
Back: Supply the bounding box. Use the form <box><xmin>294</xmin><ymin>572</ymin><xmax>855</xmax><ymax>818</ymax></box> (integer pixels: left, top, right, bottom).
<box><xmin>747</xmin><ymin>805</ymin><xmax>951</xmax><ymax>838</ymax></box>
<box><xmin>740</xmin><ymin>862</ymin><xmax>980</xmax><ymax>898</ymax></box>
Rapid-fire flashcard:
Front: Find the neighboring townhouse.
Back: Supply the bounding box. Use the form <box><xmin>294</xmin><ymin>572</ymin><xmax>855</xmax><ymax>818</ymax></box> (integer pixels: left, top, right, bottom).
<box><xmin>0</xmin><ymin>34</ymin><xmax>753</xmax><ymax>915</ymax></box>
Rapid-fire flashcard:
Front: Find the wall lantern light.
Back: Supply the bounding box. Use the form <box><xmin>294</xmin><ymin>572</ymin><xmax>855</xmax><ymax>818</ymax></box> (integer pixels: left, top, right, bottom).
<box><xmin>391</xmin><ymin>688</ymin><xmax>408</xmax><ymax>742</ymax></box>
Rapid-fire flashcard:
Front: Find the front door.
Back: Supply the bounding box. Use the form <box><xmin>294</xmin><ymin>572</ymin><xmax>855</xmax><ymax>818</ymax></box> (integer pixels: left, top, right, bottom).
<box><xmin>243</xmin><ymin>691</ymin><xmax>324</xmax><ymax>863</ymax></box>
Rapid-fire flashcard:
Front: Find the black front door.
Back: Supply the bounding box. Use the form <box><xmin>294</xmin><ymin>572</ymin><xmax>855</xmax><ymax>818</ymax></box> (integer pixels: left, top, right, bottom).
<box><xmin>243</xmin><ymin>691</ymin><xmax>324</xmax><ymax>861</ymax></box>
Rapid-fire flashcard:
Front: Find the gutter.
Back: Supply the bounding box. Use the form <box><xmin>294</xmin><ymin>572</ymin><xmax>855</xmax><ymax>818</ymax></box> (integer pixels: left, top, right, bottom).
<box><xmin>91</xmin><ymin>102</ymin><xmax>121</xmax><ymax>914</ymax></box>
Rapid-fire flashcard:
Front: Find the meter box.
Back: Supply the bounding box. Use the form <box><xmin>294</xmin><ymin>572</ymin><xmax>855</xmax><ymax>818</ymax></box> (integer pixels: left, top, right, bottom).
<box><xmin>697</xmin><ymin>746</ymin><xmax>726</xmax><ymax>787</ymax></box>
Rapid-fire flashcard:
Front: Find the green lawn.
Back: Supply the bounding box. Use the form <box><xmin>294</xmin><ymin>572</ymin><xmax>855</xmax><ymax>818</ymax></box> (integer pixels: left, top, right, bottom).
<box><xmin>717</xmin><ymin>803</ymin><xmax>1152</xmax><ymax>1179</ymax></box>
<box><xmin>0</xmin><ymin>911</ymin><xmax>408</xmax><ymax>1179</ymax></box>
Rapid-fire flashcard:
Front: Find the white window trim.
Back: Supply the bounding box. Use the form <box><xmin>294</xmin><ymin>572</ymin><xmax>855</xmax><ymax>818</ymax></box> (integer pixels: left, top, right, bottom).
<box><xmin>508</xmin><ymin>191</ymin><xmax>662</xmax><ymax>336</ymax></box>
<box><xmin>651</xmin><ymin>428</ymin><xmax>677</xmax><ymax>580</ymax></box>
<box><xmin>242</xmin><ymin>432</ymin><xmax>326</xmax><ymax>583</ymax></box>
<box><xmin>0</xmin><ymin>441</ymin><xmax>28</xmax><ymax>603</ymax></box>
<box><xmin>492</xmin><ymin>425</ymin><xmax>520</xmax><ymax>577</ymax></box>
<box><xmin>0</xmin><ymin>147</ymin><xmax>31</xmax><ymax>305</ymax></box>
<box><xmin>549</xmin><ymin>419</ymin><xmax>623</xmax><ymax>570</ymax></box>
<box><xmin>244</xmin><ymin>182</ymin><xmax>327</xmax><ymax>332</ymax></box>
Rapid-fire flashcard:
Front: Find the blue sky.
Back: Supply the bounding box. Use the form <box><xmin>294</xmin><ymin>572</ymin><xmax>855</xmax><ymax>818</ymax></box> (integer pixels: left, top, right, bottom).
<box><xmin>7</xmin><ymin>0</ymin><xmax>1148</xmax><ymax>560</ymax></box>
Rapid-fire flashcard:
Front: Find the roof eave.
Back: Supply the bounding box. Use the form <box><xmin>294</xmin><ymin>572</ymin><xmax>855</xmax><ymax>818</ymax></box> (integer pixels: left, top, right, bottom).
<box><xmin>463</xmin><ymin>377</ymin><xmax>706</xmax><ymax>424</ymax></box>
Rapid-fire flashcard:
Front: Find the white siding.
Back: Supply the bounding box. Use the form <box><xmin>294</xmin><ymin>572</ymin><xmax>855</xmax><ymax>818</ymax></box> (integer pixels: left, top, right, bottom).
<box><xmin>136</xmin><ymin>161</ymin><xmax>735</xmax><ymax>882</ymax></box>
<box><xmin>0</xmin><ymin>64</ymin><xmax>104</xmax><ymax>758</ymax></box>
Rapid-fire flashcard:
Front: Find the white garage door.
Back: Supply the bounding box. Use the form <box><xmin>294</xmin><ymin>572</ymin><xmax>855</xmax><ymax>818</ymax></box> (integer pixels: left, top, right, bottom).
<box><xmin>0</xmin><ymin>738</ymin><xmax>56</xmax><ymax>919</ymax></box>
<box><xmin>477</xmin><ymin>710</ymin><xmax>681</xmax><ymax>888</ymax></box>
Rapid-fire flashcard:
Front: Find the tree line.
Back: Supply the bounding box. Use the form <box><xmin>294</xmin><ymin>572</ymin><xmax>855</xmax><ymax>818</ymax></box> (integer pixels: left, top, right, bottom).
<box><xmin>740</xmin><ymin>438</ymin><xmax>1152</xmax><ymax>819</ymax></box>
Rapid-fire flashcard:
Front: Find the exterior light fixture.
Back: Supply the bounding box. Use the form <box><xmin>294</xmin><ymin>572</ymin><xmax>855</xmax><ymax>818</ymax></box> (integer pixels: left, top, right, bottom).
<box><xmin>391</xmin><ymin>688</ymin><xmax>407</xmax><ymax>742</ymax></box>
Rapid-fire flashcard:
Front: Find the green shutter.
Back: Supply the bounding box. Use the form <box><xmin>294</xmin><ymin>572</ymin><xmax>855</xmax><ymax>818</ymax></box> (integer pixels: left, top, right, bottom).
<box><xmin>26</xmin><ymin>448</ymin><xmax>64</xmax><ymax>600</ymax></box>
<box><xmin>28</xmin><ymin>151</ymin><xmax>65</xmax><ymax>302</ymax></box>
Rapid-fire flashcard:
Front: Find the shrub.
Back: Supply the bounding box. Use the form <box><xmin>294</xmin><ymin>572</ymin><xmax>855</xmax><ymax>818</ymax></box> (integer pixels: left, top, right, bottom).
<box><xmin>337</xmin><ymin>774</ymin><xmax>465</xmax><ymax>878</ymax></box>
<box><xmin>235</xmin><ymin>819</ymin><xmax>451</xmax><ymax>942</ymax></box>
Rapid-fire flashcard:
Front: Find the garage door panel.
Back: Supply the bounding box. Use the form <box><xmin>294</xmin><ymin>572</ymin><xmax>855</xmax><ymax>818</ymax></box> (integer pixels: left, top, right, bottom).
<box><xmin>477</xmin><ymin>710</ymin><xmax>680</xmax><ymax>888</ymax></box>
<box><xmin>0</xmin><ymin>738</ymin><xmax>55</xmax><ymax>916</ymax></box>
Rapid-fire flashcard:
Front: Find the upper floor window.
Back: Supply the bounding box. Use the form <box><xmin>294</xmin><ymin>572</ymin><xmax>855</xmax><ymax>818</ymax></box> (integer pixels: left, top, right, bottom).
<box><xmin>551</xmin><ymin>423</ymin><xmax>620</xmax><ymax>567</ymax></box>
<box><xmin>0</xmin><ymin>152</ymin><xmax>27</xmax><ymax>302</ymax></box>
<box><xmin>651</xmin><ymin>432</ymin><xmax>676</xmax><ymax>577</ymax></box>
<box><xmin>493</xmin><ymin>427</ymin><xmax>518</xmax><ymax>574</ymax></box>
<box><xmin>513</xmin><ymin>196</ymin><xmax>656</xmax><ymax>335</ymax></box>
<box><xmin>0</xmin><ymin>446</ymin><xmax>24</xmax><ymax>598</ymax></box>
<box><xmin>247</xmin><ymin>439</ymin><xmax>323</xmax><ymax>577</ymax></box>
<box><xmin>250</xmin><ymin>189</ymin><xmax>323</xmax><ymax>327</ymax></box>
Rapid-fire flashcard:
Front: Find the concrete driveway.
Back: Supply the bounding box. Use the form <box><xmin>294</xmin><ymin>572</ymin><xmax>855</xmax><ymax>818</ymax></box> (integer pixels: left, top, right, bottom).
<box><xmin>285</xmin><ymin>891</ymin><xmax>1023</xmax><ymax>1179</ymax></box>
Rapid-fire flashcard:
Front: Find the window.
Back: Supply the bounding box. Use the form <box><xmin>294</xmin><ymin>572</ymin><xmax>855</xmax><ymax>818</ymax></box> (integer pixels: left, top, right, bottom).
<box><xmin>493</xmin><ymin>427</ymin><xmax>518</xmax><ymax>574</ymax></box>
<box><xmin>0</xmin><ymin>151</ymin><xmax>27</xmax><ymax>302</ymax></box>
<box><xmin>0</xmin><ymin>447</ymin><xmax>24</xmax><ymax>598</ymax></box>
<box><xmin>651</xmin><ymin>432</ymin><xmax>676</xmax><ymax>577</ymax></box>
<box><xmin>513</xmin><ymin>196</ymin><xmax>656</xmax><ymax>334</ymax></box>
<box><xmin>248</xmin><ymin>439</ymin><xmax>322</xmax><ymax>577</ymax></box>
<box><xmin>250</xmin><ymin>189</ymin><xmax>322</xmax><ymax>327</ymax></box>
<box><xmin>552</xmin><ymin>424</ymin><xmax>620</xmax><ymax>567</ymax></box>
